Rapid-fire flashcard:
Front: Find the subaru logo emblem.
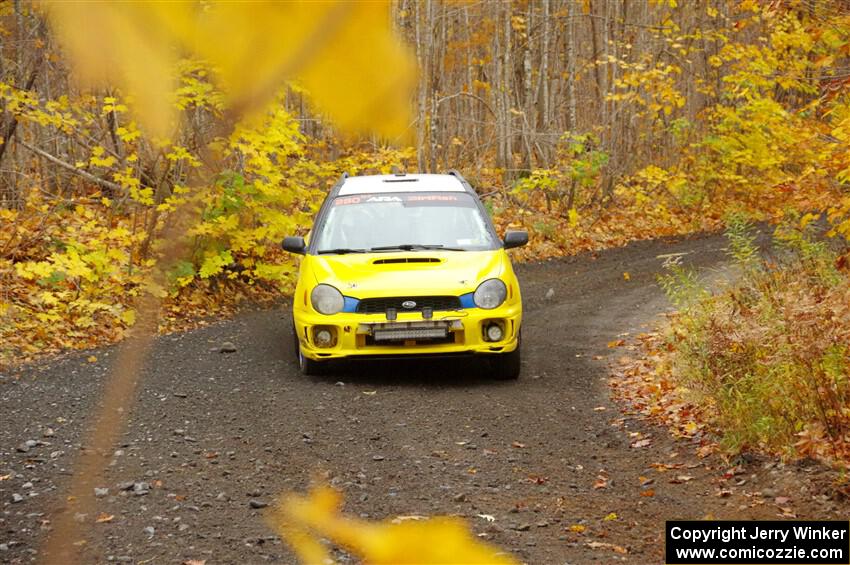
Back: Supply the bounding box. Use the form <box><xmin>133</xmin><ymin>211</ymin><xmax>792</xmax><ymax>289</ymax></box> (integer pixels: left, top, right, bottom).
<box><xmin>401</xmin><ymin>300</ymin><xmax>417</xmax><ymax>309</ymax></box>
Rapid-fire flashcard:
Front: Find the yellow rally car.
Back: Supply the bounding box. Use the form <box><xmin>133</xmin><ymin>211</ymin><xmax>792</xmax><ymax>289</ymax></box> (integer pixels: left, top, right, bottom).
<box><xmin>282</xmin><ymin>171</ymin><xmax>527</xmax><ymax>379</ymax></box>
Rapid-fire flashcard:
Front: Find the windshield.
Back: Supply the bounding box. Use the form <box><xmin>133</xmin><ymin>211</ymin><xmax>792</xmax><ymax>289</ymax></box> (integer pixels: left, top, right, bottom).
<box><xmin>313</xmin><ymin>192</ymin><xmax>497</xmax><ymax>253</ymax></box>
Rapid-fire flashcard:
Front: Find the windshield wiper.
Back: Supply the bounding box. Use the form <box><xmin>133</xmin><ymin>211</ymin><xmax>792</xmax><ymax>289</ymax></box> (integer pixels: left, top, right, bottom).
<box><xmin>317</xmin><ymin>248</ymin><xmax>367</xmax><ymax>255</ymax></box>
<box><xmin>369</xmin><ymin>244</ymin><xmax>466</xmax><ymax>252</ymax></box>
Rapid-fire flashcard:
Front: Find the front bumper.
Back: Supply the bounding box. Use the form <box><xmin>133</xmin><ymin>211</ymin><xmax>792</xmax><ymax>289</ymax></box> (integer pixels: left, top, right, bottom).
<box><xmin>293</xmin><ymin>303</ymin><xmax>521</xmax><ymax>361</ymax></box>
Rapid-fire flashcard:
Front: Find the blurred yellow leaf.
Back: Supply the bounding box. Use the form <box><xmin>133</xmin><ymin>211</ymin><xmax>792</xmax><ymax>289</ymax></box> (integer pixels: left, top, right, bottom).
<box><xmin>39</xmin><ymin>1</ymin><xmax>415</xmax><ymax>140</ymax></box>
<box><xmin>39</xmin><ymin>2</ymin><xmax>190</xmax><ymax>138</ymax></box>
<box><xmin>191</xmin><ymin>2</ymin><xmax>416</xmax><ymax>139</ymax></box>
<box><xmin>271</xmin><ymin>486</ymin><xmax>518</xmax><ymax>565</ymax></box>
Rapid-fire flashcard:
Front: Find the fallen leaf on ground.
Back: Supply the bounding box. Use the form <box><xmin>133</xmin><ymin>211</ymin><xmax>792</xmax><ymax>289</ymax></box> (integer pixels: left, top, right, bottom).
<box><xmin>603</xmin><ymin>512</ymin><xmax>618</xmax><ymax>521</ymax></box>
<box><xmin>95</xmin><ymin>513</ymin><xmax>114</xmax><ymax>523</ymax></box>
<box><xmin>569</xmin><ymin>524</ymin><xmax>586</xmax><ymax>533</ymax></box>
<box><xmin>391</xmin><ymin>515</ymin><xmax>425</xmax><ymax>523</ymax></box>
<box><xmin>623</xmin><ymin>272</ymin><xmax>630</xmax><ymax>281</ymax></box>
<box><xmin>640</xmin><ymin>489</ymin><xmax>655</xmax><ymax>497</ymax></box>
<box><xmin>774</xmin><ymin>496</ymin><xmax>790</xmax><ymax>505</ymax></box>
<box><xmin>87</xmin><ymin>355</ymin><xmax>97</xmax><ymax>363</ymax></box>
<box><xmin>593</xmin><ymin>475</ymin><xmax>609</xmax><ymax>490</ymax></box>
<box><xmin>670</xmin><ymin>475</ymin><xmax>694</xmax><ymax>484</ymax></box>
<box><xmin>723</xmin><ymin>466</ymin><xmax>745</xmax><ymax>478</ymax></box>
<box><xmin>586</xmin><ymin>540</ymin><xmax>628</xmax><ymax>554</ymax></box>
<box><xmin>650</xmin><ymin>462</ymin><xmax>683</xmax><ymax>472</ymax></box>
<box><xmin>631</xmin><ymin>438</ymin><xmax>652</xmax><ymax>448</ymax></box>
<box><xmin>511</xmin><ymin>441</ymin><xmax>526</xmax><ymax>449</ymax></box>
<box><xmin>362</xmin><ymin>391</ymin><xmax>377</xmax><ymax>396</ymax></box>
<box><xmin>476</xmin><ymin>514</ymin><xmax>495</xmax><ymax>522</ymax></box>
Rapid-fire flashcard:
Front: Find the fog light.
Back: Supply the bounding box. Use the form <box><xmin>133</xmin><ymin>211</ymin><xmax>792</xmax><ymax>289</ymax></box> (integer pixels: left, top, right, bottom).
<box><xmin>315</xmin><ymin>329</ymin><xmax>333</xmax><ymax>347</ymax></box>
<box><xmin>485</xmin><ymin>323</ymin><xmax>504</xmax><ymax>342</ymax></box>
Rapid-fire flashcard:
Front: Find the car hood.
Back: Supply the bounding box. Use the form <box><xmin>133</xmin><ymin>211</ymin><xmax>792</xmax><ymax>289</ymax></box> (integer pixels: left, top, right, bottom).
<box><xmin>308</xmin><ymin>250</ymin><xmax>505</xmax><ymax>297</ymax></box>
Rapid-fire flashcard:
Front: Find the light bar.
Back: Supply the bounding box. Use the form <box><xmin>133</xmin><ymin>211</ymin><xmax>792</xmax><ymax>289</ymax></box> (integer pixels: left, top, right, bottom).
<box><xmin>373</xmin><ymin>328</ymin><xmax>448</xmax><ymax>341</ymax></box>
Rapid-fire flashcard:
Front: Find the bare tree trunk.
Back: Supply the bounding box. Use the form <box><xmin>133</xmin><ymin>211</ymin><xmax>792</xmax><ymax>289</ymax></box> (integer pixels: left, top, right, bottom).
<box><xmin>539</xmin><ymin>0</ymin><xmax>551</xmax><ymax>162</ymax></box>
<box><xmin>494</xmin><ymin>2</ymin><xmax>505</xmax><ymax>170</ymax></box>
<box><xmin>414</xmin><ymin>0</ymin><xmax>430</xmax><ymax>171</ymax></box>
<box><xmin>520</xmin><ymin>6</ymin><xmax>533</xmax><ymax>170</ymax></box>
<box><xmin>502</xmin><ymin>2</ymin><xmax>513</xmax><ymax>176</ymax></box>
<box><xmin>566</xmin><ymin>0</ymin><xmax>578</xmax><ymax>133</ymax></box>
<box><xmin>463</xmin><ymin>4</ymin><xmax>475</xmax><ymax>160</ymax></box>
<box><xmin>436</xmin><ymin>0</ymin><xmax>447</xmax><ymax>171</ymax></box>
<box><xmin>429</xmin><ymin>93</ymin><xmax>438</xmax><ymax>173</ymax></box>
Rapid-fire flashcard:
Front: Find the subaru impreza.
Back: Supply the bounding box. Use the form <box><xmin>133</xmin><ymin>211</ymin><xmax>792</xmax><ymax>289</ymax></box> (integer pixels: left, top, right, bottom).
<box><xmin>282</xmin><ymin>171</ymin><xmax>527</xmax><ymax>379</ymax></box>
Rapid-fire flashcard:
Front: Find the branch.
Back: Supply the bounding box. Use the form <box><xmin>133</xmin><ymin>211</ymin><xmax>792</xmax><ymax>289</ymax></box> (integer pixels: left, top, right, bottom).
<box><xmin>435</xmin><ymin>91</ymin><xmax>498</xmax><ymax>118</ymax></box>
<box><xmin>16</xmin><ymin>139</ymin><xmax>125</xmax><ymax>194</ymax></box>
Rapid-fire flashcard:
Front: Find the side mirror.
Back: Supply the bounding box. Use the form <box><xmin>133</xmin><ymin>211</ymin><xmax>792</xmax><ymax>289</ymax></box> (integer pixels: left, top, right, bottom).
<box><xmin>503</xmin><ymin>230</ymin><xmax>528</xmax><ymax>249</ymax></box>
<box><xmin>281</xmin><ymin>236</ymin><xmax>306</xmax><ymax>255</ymax></box>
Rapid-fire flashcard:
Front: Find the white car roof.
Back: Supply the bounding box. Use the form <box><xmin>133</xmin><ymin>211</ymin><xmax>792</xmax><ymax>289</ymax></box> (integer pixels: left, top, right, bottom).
<box><xmin>336</xmin><ymin>174</ymin><xmax>466</xmax><ymax>196</ymax></box>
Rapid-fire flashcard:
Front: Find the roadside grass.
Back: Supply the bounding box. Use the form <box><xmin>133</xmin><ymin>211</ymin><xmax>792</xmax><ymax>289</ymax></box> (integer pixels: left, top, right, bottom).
<box><xmin>616</xmin><ymin>216</ymin><xmax>850</xmax><ymax>467</ymax></box>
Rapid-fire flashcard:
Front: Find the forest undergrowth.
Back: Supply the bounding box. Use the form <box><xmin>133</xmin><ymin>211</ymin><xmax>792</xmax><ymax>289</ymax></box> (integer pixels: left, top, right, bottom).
<box><xmin>611</xmin><ymin>216</ymin><xmax>850</xmax><ymax>468</ymax></box>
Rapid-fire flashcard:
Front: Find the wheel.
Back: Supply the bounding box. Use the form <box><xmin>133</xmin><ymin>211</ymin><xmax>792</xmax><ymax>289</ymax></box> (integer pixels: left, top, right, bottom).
<box><xmin>491</xmin><ymin>334</ymin><xmax>521</xmax><ymax>380</ymax></box>
<box><xmin>297</xmin><ymin>345</ymin><xmax>326</xmax><ymax>376</ymax></box>
<box><xmin>291</xmin><ymin>320</ymin><xmax>325</xmax><ymax>376</ymax></box>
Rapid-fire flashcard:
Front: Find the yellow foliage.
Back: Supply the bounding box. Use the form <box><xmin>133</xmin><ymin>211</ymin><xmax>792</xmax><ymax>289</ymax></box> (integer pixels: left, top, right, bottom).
<box><xmin>270</xmin><ymin>486</ymin><xmax>518</xmax><ymax>565</ymax></box>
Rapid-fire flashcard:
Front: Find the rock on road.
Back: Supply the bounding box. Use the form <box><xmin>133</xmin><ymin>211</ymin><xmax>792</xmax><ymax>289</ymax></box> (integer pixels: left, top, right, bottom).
<box><xmin>0</xmin><ymin>233</ymin><xmax>845</xmax><ymax>564</ymax></box>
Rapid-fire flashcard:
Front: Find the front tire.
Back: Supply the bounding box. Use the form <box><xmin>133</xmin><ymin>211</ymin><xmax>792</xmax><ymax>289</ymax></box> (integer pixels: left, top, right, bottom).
<box><xmin>298</xmin><ymin>346</ymin><xmax>326</xmax><ymax>376</ymax></box>
<box><xmin>292</xmin><ymin>320</ymin><xmax>325</xmax><ymax>376</ymax></box>
<box><xmin>491</xmin><ymin>335</ymin><xmax>521</xmax><ymax>380</ymax></box>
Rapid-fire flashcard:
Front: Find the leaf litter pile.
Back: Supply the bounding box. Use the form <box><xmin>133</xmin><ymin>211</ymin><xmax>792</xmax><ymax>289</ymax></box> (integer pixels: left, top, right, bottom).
<box><xmin>608</xmin><ymin>327</ymin><xmax>718</xmax><ymax>459</ymax></box>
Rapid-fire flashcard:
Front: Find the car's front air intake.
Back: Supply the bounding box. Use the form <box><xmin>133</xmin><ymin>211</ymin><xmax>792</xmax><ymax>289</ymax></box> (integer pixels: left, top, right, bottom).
<box><xmin>356</xmin><ymin>296</ymin><xmax>461</xmax><ymax>314</ymax></box>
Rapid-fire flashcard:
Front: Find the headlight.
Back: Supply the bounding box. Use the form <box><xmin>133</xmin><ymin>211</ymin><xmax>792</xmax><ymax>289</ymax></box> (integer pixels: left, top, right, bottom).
<box><xmin>311</xmin><ymin>284</ymin><xmax>344</xmax><ymax>315</ymax></box>
<box><xmin>473</xmin><ymin>279</ymin><xmax>507</xmax><ymax>309</ymax></box>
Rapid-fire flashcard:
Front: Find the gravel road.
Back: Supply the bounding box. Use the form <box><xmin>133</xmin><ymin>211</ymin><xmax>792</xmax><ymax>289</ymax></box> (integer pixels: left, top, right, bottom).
<box><xmin>1</xmin><ymin>233</ymin><xmax>845</xmax><ymax>564</ymax></box>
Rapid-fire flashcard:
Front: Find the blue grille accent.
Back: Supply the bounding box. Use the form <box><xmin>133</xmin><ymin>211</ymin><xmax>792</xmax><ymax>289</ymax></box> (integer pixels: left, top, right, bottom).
<box><xmin>342</xmin><ymin>296</ymin><xmax>360</xmax><ymax>313</ymax></box>
<box><xmin>459</xmin><ymin>292</ymin><xmax>475</xmax><ymax>309</ymax></box>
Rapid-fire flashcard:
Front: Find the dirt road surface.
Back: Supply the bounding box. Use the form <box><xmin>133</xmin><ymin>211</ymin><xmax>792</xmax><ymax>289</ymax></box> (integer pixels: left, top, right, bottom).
<box><xmin>1</xmin><ymin>233</ymin><xmax>845</xmax><ymax>564</ymax></box>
